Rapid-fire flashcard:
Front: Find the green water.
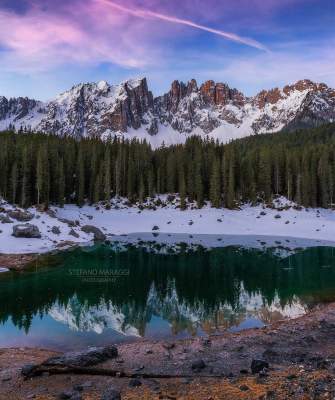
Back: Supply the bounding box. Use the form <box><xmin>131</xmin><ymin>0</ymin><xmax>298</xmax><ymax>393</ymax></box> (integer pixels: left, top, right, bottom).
<box><xmin>0</xmin><ymin>243</ymin><xmax>335</xmax><ymax>351</ymax></box>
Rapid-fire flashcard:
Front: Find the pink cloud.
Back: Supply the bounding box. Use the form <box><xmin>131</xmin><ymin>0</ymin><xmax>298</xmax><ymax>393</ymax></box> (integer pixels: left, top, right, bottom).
<box><xmin>0</xmin><ymin>0</ymin><xmax>161</xmax><ymax>71</ymax></box>
<box><xmin>0</xmin><ymin>0</ymin><xmax>272</xmax><ymax>72</ymax></box>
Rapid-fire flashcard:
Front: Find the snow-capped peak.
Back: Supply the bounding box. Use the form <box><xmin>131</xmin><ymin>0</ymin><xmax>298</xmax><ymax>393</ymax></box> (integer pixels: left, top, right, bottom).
<box><xmin>97</xmin><ymin>80</ymin><xmax>109</xmax><ymax>91</ymax></box>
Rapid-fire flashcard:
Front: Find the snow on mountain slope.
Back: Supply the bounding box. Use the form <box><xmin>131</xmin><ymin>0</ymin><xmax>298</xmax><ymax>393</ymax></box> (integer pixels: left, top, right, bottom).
<box><xmin>0</xmin><ymin>78</ymin><xmax>334</xmax><ymax>147</ymax></box>
<box><xmin>0</xmin><ymin>96</ymin><xmax>45</xmax><ymax>131</ymax></box>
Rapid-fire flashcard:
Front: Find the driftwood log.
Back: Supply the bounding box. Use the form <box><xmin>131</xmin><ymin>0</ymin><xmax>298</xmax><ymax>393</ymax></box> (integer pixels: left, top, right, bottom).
<box><xmin>21</xmin><ymin>344</ymin><xmax>223</xmax><ymax>379</ymax></box>
<box><xmin>22</xmin><ymin>364</ymin><xmax>223</xmax><ymax>379</ymax></box>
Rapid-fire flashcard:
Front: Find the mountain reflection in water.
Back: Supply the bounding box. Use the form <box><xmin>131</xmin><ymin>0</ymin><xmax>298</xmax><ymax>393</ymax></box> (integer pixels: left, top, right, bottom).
<box><xmin>0</xmin><ymin>243</ymin><xmax>335</xmax><ymax>350</ymax></box>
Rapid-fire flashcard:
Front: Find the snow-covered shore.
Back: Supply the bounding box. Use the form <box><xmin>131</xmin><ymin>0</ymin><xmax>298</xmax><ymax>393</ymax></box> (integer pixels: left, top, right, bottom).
<box><xmin>0</xmin><ymin>196</ymin><xmax>335</xmax><ymax>255</ymax></box>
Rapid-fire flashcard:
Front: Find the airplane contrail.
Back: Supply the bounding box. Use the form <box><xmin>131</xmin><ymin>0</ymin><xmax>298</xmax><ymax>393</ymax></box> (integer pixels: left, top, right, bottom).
<box><xmin>98</xmin><ymin>0</ymin><xmax>268</xmax><ymax>52</ymax></box>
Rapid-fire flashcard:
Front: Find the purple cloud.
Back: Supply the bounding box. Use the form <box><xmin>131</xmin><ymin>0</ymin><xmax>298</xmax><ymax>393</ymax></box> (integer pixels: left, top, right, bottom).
<box><xmin>0</xmin><ymin>0</ymin><xmax>273</xmax><ymax>72</ymax></box>
<box><xmin>0</xmin><ymin>0</ymin><xmax>158</xmax><ymax>71</ymax></box>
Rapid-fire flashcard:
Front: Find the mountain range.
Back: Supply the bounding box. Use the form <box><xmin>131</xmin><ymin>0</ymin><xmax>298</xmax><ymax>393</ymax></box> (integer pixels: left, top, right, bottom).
<box><xmin>1</xmin><ymin>77</ymin><xmax>334</xmax><ymax>147</ymax></box>
<box><xmin>48</xmin><ymin>283</ymin><xmax>306</xmax><ymax>337</ymax></box>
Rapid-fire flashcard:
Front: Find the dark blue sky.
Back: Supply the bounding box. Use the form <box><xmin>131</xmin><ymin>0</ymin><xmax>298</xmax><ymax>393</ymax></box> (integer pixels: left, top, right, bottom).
<box><xmin>0</xmin><ymin>0</ymin><xmax>334</xmax><ymax>99</ymax></box>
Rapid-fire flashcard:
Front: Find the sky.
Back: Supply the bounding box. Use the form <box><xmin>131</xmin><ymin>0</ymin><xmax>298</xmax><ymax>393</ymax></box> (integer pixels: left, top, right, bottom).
<box><xmin>0</xmin><ymin>0</ymin><xmax>334</xmax><ymax>100</ymax></box>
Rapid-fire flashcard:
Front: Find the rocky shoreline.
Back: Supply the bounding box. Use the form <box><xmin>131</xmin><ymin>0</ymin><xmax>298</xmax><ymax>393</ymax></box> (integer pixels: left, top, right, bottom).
<box><xmin>0</xmin><ymin>303</ymin><xmax>335</xmax><ymax>399</ymax></box>
<box><xmin>0</xmin><ymin>253</ymin><xmax>38</xmax><ymax>271</ymax></box>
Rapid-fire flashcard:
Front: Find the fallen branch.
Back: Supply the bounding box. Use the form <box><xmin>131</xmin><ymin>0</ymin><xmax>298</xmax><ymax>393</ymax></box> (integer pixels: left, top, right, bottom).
<box><xmin>23</xmin><ymin>365</ymin><xmax>224</xmax><ymax>379</ymax></box>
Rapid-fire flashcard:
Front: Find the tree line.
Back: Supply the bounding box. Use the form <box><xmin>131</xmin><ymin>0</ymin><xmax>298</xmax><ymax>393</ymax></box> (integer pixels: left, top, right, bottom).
<box><xmin>0</xmin><ymin>124</ymin><xmax>334</xmax><ymax>209</ymax></box>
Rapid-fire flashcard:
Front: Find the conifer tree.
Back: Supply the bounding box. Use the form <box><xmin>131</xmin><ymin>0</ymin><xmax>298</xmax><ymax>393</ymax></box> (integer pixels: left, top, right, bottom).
<box><xmin>286</xmin><ymin>154</ymin><xmax>293</xmax><ymax>201</ymax></box>
<box><xmin>147</xmin><ymin>167</ymin><xmax>154</xmax><ymax>198</ymax></box>
<box><xmin>139</xmin><ymin>175</ymin><xmax>145</xmax><ymax>203</ymax></box>
<box><xmin>301</xmin><ymin>151</ymin><xmax>310</xmax><ymax>206</ymax></box>
<box><xmin>104</xmin><ymin>147</ymin><xmax>112</xmax><ymax>203</ymax></box>
<box><xmin>258</xmin><ymin>149</ymin><xmax>272</xmax><ymax>202</ymax></box>
<box><xmin>178</xmin><ymin>166</ymin><xmax>186</xmax><ymax>210</ymax></box>
<box><xmin>36</xmin><ymin>146</ymin><xmax>49</xmax><ymax>206</ymax></box>
<box><xmin>58</xmin><ymin>158</ymin><xmax>65</xmax><ymax>207</ymax></box>
<box><xmin>114</xmin><ymin>154</ymin><xmax>122</xmax><ymax>197</ymax></box>
<box><xmin>93</xmin><ymin>162</ymin><xmax>103</xmax><ymax>204</ymax></box>
<box><xmin>295</xmin><ymin>173</ymin><xmax>302</xmax><ymax>205</ymax></box>
<box><xmin>156</xmin><ymin>167</ymin><xmax>161</xmax><ymax>195</ymax></box>
<box><xmin>318</xmin><ymin>151</ymin><xmax>330</xmax><ymax>208</ymax></box>
<box><xmin>20</xmin><ymin>145</ymin><xmax>30</xmax><ymax>208</ymax></box>
<box><xmin>76</xmin><ymin>146</ymin><xmax>85</xmax><ymax>206</ymax></box>
<box><xmin>10</xmin><ymin>161</ymin><xmax>18</xmax><ymax>204</ymax></box>
<box><xmin>209</xmin><ymin>157</ymin><xmax>221</xmax><ymax>207</ymax></box>
<box><xmin>88</xmin><ymin>146</ymin><xmax>98</xmax><ymax>204</ymax></box>
<box><xmin>127</xmin><ymin>153</ymin><xmax>135</xmax><ymax>201</ymax></box>
<box><xmin>166</xmin><ymin>152</ymin><xmax>177</xmax><ymax>193</ymax></box>
<box><xmin>226</xmin><ymin>148</ymin><xmax>235</xmax><ymax>209</ymax></box>
<box><xmin>309</xmin><ymin>152</ymin><xmax>318</xmax><ymax>207</ymax></box>
<box><xmin>194</xmin><ymin>149</ymin><xmax>204</xmax><ymax>208</ymax></box>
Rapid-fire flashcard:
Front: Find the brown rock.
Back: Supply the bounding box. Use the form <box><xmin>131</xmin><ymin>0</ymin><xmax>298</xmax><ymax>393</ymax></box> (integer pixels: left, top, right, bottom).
<box><xmin>200</xmin><ymin>81</ymin><xmax>245</xmax><ymax>106</ymax></box>
<box><xmin>253</xmin><ymin>88</ymin><xmax>284</xmax><ymax>108</ymax></box>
